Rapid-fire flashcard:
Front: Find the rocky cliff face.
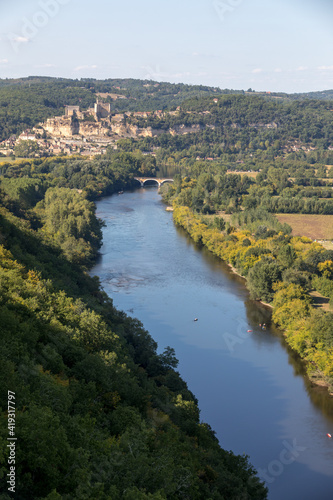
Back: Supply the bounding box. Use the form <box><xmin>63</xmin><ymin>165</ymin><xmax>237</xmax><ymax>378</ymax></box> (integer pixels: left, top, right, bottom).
<box><xmin>110</xmin><ymin>123</ymin><xmax>165</xmax><ymax>138</ymax></box>
<box><xmin>44</xmin><ymin>117</ymin><xmax>110</xmax><ymax>138</ymax></box>
<box><xmin>79</xmin><ymin>122</ymin><xmax>110</xmax><ymax>137</ymax></box>
<box><xmin>43</xmin><ymin>115</ymin><xmax>205</xmax><ymax>140</ymax></box>
<box><xmin>168</xmin><ymin>124</ymin><xmax>203</xmax><ymax>136</ymax></box>
<box><xmin>110</xmin><ymin>122</ymin><xmax>204</xmax><ymax>138</ymax></box>
<box><xmin>44</xmin><ymin>117</ymin><xmax>78</xmax><ymax>137</ymax></box>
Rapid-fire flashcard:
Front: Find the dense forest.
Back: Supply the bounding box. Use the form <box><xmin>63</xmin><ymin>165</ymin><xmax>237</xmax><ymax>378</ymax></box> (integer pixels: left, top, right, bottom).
<box><xmin>121</xmin><ymin>95</ymin><xmax>333</xmax><ymax>163</ymax></box>
<box><xmin>0</xmin><ymin>156</ymin><xmax>268</xmax><ymax>499</ymax></box>
<box><xmin>160</xmin><ymin>164</ymin><xmax>333</xmax><ymax>215</ymax></box>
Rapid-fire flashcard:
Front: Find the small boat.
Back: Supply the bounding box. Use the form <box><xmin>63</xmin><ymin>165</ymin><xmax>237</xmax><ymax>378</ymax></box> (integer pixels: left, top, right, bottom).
<box><xmin>118</xmin><ymin>190</ymin><xmax>124</xmax><ymax>194</ymax></box>
<box><xmin>247</xmin><ymin>330</ymin><xmax>252</xmax><ymax>333</ymax></box>
<box><xmin>327</xmin><ymin>433</ymin><xmax>332</xmax><ymax>438</ymax></box>
<box><xmin>194</xmin><ymin>318</ymin><xmax>198</xmax><ymax>322</ymax></box>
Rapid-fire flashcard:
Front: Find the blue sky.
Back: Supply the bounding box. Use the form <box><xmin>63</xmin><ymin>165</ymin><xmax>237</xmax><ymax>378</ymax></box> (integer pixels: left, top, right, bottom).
<box><xmin>0</xmin><ymin>0</ymin><xmax>332</xmax><ymax>92</ymax></box>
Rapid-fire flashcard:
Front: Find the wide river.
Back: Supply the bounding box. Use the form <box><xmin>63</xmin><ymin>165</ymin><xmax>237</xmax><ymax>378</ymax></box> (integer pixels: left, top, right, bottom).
<box><xmin>92</xmin><ymin>187</ymin><xmax>333</xmax><ymax>500</ymax></box>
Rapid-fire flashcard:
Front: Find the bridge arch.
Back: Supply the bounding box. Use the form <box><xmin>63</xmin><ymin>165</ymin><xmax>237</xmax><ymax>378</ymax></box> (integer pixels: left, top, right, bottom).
<box><xmin>142</xmin><ymin>179</ymin><xmax>160</xmax><ymax>187</ymax></box>
<box><xmin>134</xmin><ymin>177</ymin><xmax>174</xmax><ymax>188</ymax></box>
<box><xmin>159</xmin><ymin>179</ymin><xmax>174</xmax><ymax>186</ymax></box>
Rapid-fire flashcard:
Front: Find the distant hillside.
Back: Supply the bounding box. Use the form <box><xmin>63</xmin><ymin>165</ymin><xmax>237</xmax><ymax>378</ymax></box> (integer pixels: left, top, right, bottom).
<box><xmin>0</xmin><ymin>77</ymin><xmax>241</xmax><ymax>141</ymax></box>
<box><xmin>120</xmin><ymin>93</ymin><xmax>333</xmax><ymax>163</ymax></box>
<box><xmin>289</xmin><ymin>89</ymin><xmax>333</xmax><ymax>100</ymax></box>
<box><xmin>0</xmin><ymin>76</ymin><xmax>332</xmax><ymax>144</ymax></box>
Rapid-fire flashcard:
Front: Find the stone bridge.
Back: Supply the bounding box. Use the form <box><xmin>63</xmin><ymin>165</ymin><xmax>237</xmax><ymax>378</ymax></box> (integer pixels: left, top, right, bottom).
<box><xmin>134</xmin><ymin>177</ymin><xmax>174</xmax><ymax>188</ymax></box>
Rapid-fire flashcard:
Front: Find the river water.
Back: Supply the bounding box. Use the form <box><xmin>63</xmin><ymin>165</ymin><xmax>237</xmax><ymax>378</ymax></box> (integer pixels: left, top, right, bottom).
<box><xmin>92</xmin><ymin>187</ymin><xmax>333</xmax><ymax>500</ymax></box>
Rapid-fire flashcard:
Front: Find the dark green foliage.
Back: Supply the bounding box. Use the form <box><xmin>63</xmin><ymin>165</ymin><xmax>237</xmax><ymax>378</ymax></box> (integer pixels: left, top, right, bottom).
<box><xmin>36</xmin><ymin>187</ymin><xmax>103</xmax><ymax>265</ymax></box>
<box><xmin>0</xmin><ymin>177</ymin><xmax>45</xmax><ymax>209</ymax></box>
<box><xmin>248</xmin><ymin>258</ymin><xmax>282</xmax><ymax>302</ymax></box>
<box><xmin>0</xmin><ymin>163</ymin><xmax>267</xmax><ymax>499</ymax></box>
<box><xmin>0</xmin><ymin>151</ymin><xmax>156</xmax><ymax>201</ymax></box>
<box><xmin>0</xmin><ymin>78</ymin><xmax>95</xmax><ymax>141</ymax></box>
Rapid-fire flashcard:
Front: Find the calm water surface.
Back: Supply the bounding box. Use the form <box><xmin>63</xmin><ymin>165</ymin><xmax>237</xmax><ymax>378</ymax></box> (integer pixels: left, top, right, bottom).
<box><xmin>92</xmin><ymin>188</ymin><xmax>333</xmax><ymax>500</ymax></box>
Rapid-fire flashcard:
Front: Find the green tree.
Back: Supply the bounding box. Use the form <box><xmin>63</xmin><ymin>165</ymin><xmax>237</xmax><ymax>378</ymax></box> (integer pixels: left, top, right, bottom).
<box><xmin>247</xmin><ymin>258</ymin><xmax>282</xmax><ymax>302</ymax></box>
<box><xmin>14</xmin><ymin>140</ymin><xmax>39</xmax><ymax>158</ymax></box>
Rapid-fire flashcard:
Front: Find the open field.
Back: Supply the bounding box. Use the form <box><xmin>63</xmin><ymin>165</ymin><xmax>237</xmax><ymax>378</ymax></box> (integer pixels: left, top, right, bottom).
<box><xmin>309</xmin><ymin>291</ymin><xmax>331</xmax><ymax>312</ymax></box>
<box><xmin>276</xmin><ymin>214</ymin><xmax>333</xmax><ymax>242</ymax></box>
<box><xmin>226</xmin><ymin>170</ymin><xmax>259</xmax><ymax>179</ymax></box>
<box><xmin>0</xmin><ymin>157</ymin><xmax>29</xmax><ymax>163</ymax></box>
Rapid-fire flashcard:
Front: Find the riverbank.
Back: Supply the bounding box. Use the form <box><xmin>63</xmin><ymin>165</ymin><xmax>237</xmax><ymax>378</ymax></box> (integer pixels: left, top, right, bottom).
<box><xmin>226</xmin><ymin>256</ymin><xmax>331</xmax><ymax>393</ymax></box>
<box><xmin>172</xmin><ymin>204</ymin><xmax>333</xmax><ymax>395</ymax></box>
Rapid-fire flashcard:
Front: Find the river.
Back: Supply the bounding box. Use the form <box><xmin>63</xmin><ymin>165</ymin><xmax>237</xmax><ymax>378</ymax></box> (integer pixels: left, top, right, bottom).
<box><xmin>91</xmin><ymin>187</ymin><xmax>333</xmax><ymax>500</ymax></box>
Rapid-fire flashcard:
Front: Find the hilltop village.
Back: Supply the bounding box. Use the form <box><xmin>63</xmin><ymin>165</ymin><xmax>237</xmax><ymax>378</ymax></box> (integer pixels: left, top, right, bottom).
<box><xmin>0</xmin><ymin>97</ymin><xmax>186</xmax><ymax>158</ymax></box>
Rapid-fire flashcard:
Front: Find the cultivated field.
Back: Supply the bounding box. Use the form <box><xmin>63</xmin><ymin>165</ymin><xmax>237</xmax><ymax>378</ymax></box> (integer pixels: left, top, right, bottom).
<box><xmin>226</xmin><ymin>171</ymin><xmax>259</xmax><ymax>179</ymax></box>
<box><xmin>276</xmin><ymin>214</ymin><xmax>333</xmax><ymax>242</ymax></box>
<box><xmin>0</xmin><ymin>157</ymin><xmax>29</xmax><ymax>163</ymax></box>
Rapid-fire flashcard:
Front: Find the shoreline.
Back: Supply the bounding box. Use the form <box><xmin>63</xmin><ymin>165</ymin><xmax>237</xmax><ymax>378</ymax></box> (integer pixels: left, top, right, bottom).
<box><xmin>226</xmin><ymin>259</ymin><xmax>331</xmax><ymax>393</ymax></box>
<box><xmin>227</xmin><ymin>264</ymin><xmax>274</xmax><ymax>309</ymax></box>
<box><xmin>174</xmin><ymin>212</ymin><xmax>332</xmax><ymax>397</ymax></box>
<box><xmin>226</xmin><ymin>258</ymin><xmax>331</xmax><ymax>394</ymax></box>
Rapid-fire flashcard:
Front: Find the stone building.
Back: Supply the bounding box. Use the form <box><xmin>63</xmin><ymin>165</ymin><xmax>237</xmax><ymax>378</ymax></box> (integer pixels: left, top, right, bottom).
<box><xmin>65</xmin><ymin>105</ymin><xmax>80</xmax><ymax>117</ymax></box>
<box><xmin>94</xmin><ymin>99</ymin><xmax>111</xmax><ymax>120</ymax></box>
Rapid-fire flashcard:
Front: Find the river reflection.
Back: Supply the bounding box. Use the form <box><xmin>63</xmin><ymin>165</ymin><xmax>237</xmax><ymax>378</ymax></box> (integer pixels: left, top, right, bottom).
<box><xmin>92</xmin><ymin>188</ymin><xmax>333</xmax><ymax>500</ymax></box>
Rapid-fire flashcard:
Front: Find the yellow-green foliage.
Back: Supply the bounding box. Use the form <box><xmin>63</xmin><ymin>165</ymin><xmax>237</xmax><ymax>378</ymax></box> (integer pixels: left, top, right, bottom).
<box><xmin>318</xmin><ymin>260</ymin><xmax>333</xmax><ymax>279</ymax></box>
<box><xmin>174</xmin><ymin>205</ymin><xmax>333</xmax><ymax>389</ymax></box>
<box><xmin>272</xmin><ymin>283</ymin><xmax>311</xmax><ymax>329</ymax></box>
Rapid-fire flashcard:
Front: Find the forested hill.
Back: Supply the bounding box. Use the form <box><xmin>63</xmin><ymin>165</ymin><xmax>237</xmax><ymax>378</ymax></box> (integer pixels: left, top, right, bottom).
<box><xmin>0</xmin><ymin>76</ymin><xmax>229</xmax><ymax>141</ymax></box>
<box><xmin>119</xmin><ymin>93</ymin><xmax>333</xmax><ymax>169</ymax></box>
<box><xmin>289</xmin><ymin>89</ymin><xmax>333</xmax><ymax>100</ymax></box>
<box><xmin>1</xmin><ymin>76</ymin><xmax>332</xmax><ymax>143</ymax></box>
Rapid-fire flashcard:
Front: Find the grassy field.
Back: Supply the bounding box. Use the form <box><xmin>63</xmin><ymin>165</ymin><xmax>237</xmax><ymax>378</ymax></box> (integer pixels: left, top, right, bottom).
<box><xmin>226</xmin><ymin>171</ymin><xmax>258</xmax><ymax>179</ymax></box>
<box><xmin>276</xmin><ymin>214</ymin><xmax>333</xmax><ymax>242</ymax></box>
<box><xmin>0</xmin><ymin>157</ymin><xmax>29</xmax><ymax>163</ymax></box>
<box><xmin>309</xmin><ymin>291</ymin><xmax>331</xmax><ymax>312</ymax></box>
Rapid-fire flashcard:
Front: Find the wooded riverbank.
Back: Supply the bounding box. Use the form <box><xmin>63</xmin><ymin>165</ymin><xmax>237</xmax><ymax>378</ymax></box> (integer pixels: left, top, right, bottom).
<box><xmin>172</xmin><ymin>204</ymin><xmax>333</xmax><ymax>394</ymax></box>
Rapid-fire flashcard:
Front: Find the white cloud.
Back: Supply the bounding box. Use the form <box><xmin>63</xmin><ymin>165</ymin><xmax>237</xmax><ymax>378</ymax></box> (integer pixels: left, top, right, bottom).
<box><xmin>74</xmin><ymin>64</ymin><xmax>97</xmax><ymax>71</ymax></box>
<box><xmin>296</xmin><ymin>66</ymin><xmax>308</xmax><ymax>71</ymax></box>
<box><xmin>251</xmin><ymin>68</ymin><xmax>263</xmax><ymax>74</ymax></box>
<box><xmin>318</xmin><ymin>65</ymin><xmax>333</xmax><ymax>71</ymax></box>
<box><xmin>9</xmin><ymin>35</ymin><xmax>29</xmax><ymax>44</ymax></box>
<box><xmin>34</xmin><ymin>63</ymin><xmax>55</xmax><ymax>68</ymax></box>
<box><xmin>274</xmin><ymin>68</ymin><xmax>282</xmax><ymax>73</ymax></box>
<box><xmin>0</xmin><ymin>58</ymin><xmax>8</xmax><ymax>64</ymax></box>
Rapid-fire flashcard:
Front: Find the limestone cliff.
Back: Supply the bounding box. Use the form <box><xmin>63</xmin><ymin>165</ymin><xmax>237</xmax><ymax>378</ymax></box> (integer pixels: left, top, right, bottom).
<box><xmin>43</xmin><ymin>115</ymin><xmax>205</xmax><ymax>140</ymax></box>
<box><xmin>79</xmin><ymin>122</ymin><xmax>110</xmax><ymax>137</ymax></box>
<box><xmin>44</xmin><ymin>117</ymin><xmax>79</xmax><ymax>138</ymax></box>
<box><xmin>110</xmin><ymin>122</ymin><xmax>204</xmax><ymax>138</ymax></box>
<box><xmin>44</xmin><ymin>117</ymin><xmax>110</xmax><ymax>138</ymax></box>
<box><xmin>168</xmin><ymin>124</ymin><xmax>203</xmax><ymax>136</ymax></box>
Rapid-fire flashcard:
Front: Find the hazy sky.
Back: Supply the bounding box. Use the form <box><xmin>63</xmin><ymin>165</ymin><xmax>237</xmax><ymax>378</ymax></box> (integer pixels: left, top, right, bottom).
<box><xmin>1</xmin><ymin>0</ymin><xmax>333</xmax><ymax>92</ymax></box>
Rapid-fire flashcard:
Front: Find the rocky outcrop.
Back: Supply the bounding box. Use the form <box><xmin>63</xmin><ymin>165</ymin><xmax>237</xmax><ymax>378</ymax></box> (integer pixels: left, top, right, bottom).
<box><xmin>110</xmin><ymin>122</ymin><xmax>204</xmax><ymax>138</ymax></box>
<box><xmin>44</xmin><ymin>117</ymin><xmax>110</xmax><ymax>138</ymax></box>
<box><xmin>43</xmin><ymin>115</ymin><xmax>206</xmax><ymax>140</ymax></box>
<box><xmin>169</xmin><ymin>124</ymin><xmax>203</xmax><ymax>136</ymax></box>
<box><xmin>44</xmin><ymin>117</ymin><xmax>79</xmax><ymax>138</ymax></box>
<box><xmin>79</xmin><ymin>122</ymin><xmax>110</xmax><ymax>137</ymax></box>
